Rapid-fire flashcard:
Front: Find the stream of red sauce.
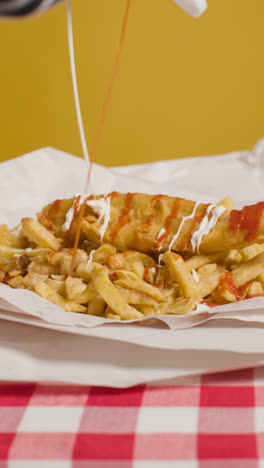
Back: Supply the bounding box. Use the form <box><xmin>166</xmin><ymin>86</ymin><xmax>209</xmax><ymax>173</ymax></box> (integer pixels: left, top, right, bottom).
<box><xmin>155</xmin><ymin>198</ymin><xmax>181</xmax><ymax>250</ymax></box>
<box><xmin>229</xmin><ymin>202</ymin><xmax>264</xmax><ymax>242</ymax></box>
<box><xmin>68</xmin><ymin>0</ymin><xmax>131</xmax><ymax>276</ymax></box>
<box><xmin>68</xmin><ymin>196</ymin><xmax>82</xmax><ymax>235</ymax></box>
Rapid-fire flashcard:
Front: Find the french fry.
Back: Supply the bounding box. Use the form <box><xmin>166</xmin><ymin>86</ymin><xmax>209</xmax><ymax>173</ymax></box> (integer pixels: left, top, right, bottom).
<box><xmin>47</xmin><ymin>279</ymin><xmax>66</xmax><ymax>296</ymax></box>
<box><xmin>75</xmin><ymin>283</ymin><xmax>97</xmax><ymax>304</ymax></box>
<box><xmin>7</xmin><ymin>275</ymin><xmax>25</xmax><ymax>288</ymax></box>
<box><xmin>199</xmin><ymin>269</ymin><xmax>222</xmax><ymax>298</ymax></box>
<box><xmin>240</xmin><ymin>244</ymin><xmax>264</xmax><ymax>262</ymax></box>
<box><xmin>87</xmin><ymin>295</ymin><xmax>105</xmax><ymax>316</ymax></box>
<box><xmin>65</xmin><ymin>277</ymin><xmax>86</xmax><ymax>301</ymax></box>
<box><xmin>162</xmin><ymin>252</ymin><xmax>200</xmax><ymax>299</ymax></box>
<box><xmin>232</xmin><ymin>251</ymin><xmax>264</xmax><ymax>288</ymax></box>
<box><xmin>91</xmin><ymin>264</ymin><xmax>143</xmax><ymax>320</ymax></box>
<box><xmin>59</xmin><ymin>255</ymin><xmax>72</xmax><ymax>275</ymax></box>
<box><xmin>197</xmin><ymin>263</ymin><xmax>217</xmax><ymax>278</ymax></box>
<box><xmin>0</xmin><ymin>224</ymin><xmax>26</xmax><ymax>249</ymax></box>
<box><xmin>108</xmin><ymin>253</ymin><xmax>127</xmax><ymax>270</ymax></box>
<box><xmin>217</xmin><ymin>286</ymin><xmax>237</xmax><ymax>303</ymax></box>
<box><xmin>186</xmin><ymin>253</ymin><xmax>225</xmax><ymax>271</ymax></box>
<box><xmin>258</xmin><ymin>273</ymin><xmax>264</xmax><ymax>289</ymax></box>
<box><xmin>128</xmin><ymin>260</ymin><xmax>144</xmax><ymax>279</ymax></box>
<box><xmin>247</xmin><ymin>281</ymin><xmax>263</xmax><ymax>298</ymax></box>
<box><xmin>23</xmin><ymin>272</ymin><xmax>48</xmax><ymax>288</ymax></box>
<box><xmin>114</xmin><ymin>270</ymin><xmax>166</xmax><ymax>302</ymax></box>
<box><xmin>33</xmin><ymin>280</ymin><xmax>87</xmax><ymax>313</ymax></box>
<box><xmin>123</xmin><ymin>251</ymin><xmax>155</xmax><ymax>279</ymax></box>
<box><xmin>225</xmin><ymin>249</ymin><xmax>242</xmax><ymax>267</ymax></box>
<box><xmin>116</xmin><ymin>286</ymin><xmax>158</xmax><ymax>306</ymax></box>
<box><xmin>27</xmin><ymin>260</ymin><xmax>59</xmax><ymax>276</ymax></box>
<box><xmin>0</xmin><ymin>245</ymin><xmax>25</xmax><ymax>263</ymax></box>
<box><xmin>0</xmin><ymin>271</ymin><xmax>5</xmax><ymax>282</ymax></box>
<box><xmin>105</xmin><ymin>307</ymin><xmax>121</xmax><ymax>320</ymax></box>
<box><xmin>135</xmin><ymin>305</ymin><xmax>157</xmax><ymax>316</ymax></box>
<box><xmin>92</xmin><ymin>244</ymin><xmax>116</xmax><ymax>263</ymax></box>
<box><xmin>75</xmin><ymin>261</ymin><xmax>93</xmax><ymax>281</ymax></box>
<box><xmin>22</xmin><ymin>218</ymin><xmax>61</xmax><ymax>251</ymax></box>
<box><xmin>161</xmin><ymin>298</ymin><xmax>196</xmax><ymax>315</ymax></box>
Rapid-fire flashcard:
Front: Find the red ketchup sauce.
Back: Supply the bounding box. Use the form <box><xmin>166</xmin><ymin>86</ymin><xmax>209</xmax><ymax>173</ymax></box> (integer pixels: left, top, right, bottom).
<box><xmin>109</xmin><ymin>193</ymin><xmax>135</xmax><ymax>244</ymax></box>
<box><xmin>38</xmin><ymin>199</ymin><xmax>63</xmax><ymax>231</ymax></box>
<box><xmin>141</xmin><ymin>195</ymin><xmax>166</xmax><ymax>231</ymax></box>
<box><xmin>218</xmin><ymin>271</ymin><xmax>249</xmax><ymax>301</ymax></box>
<box><xmin>200</xmin><ymin>300</ymin><xmax>219</xmax><ymax>308</ymax></box>
<box><xmin>67</xmin><ymin>196</ymin><xmax>82</xmax><ymax>235</ymax></box>
<box><xmin>155</xmin><ymin>198</ymin><xmax>181</xmax><ymax>250</ymax></box>
<box><xmin>229</xmin><ymin>202</ymin><xmax>264</xmax><ymax>242</ymax></box>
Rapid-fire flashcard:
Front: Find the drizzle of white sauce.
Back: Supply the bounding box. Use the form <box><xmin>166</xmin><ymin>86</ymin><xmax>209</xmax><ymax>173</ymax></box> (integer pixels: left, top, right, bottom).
<box><xmin>61</xmin><ymin>195</ymin><xmax>86</xmax><ymax>233</ymax></box>
<box><xmin>195</xmin><ymin>302</ymin><xmax>210</xmax><ymax>313</ymax></box>
<box><xmin>61</xmin><ymin>194</ymin><xmax>111</xmax><ymax>238</ymax></box>
<box><xmin>158</xmin><ymin>254</ymin><xmax>164</xmax><ymax>265</ymax></box>
<box><xmin>192</xmin><ymin>269</ymin><xmax>200</xmax><ymax>282</ymax></box>
<box><xmin>25</xmin><ymin>248</ymin><xmax>33</xmax><ymax>253</ymax></box>
<box><xmin>191</xmin><ymin>204</ymin><xmax>226</xmax><ymax>253</ymax></box>
<box><xmin>168</xmin><ymin>201</ymin><xmax>200</xmax><ymax>252</ymax></box>
<box><xmin>87</xmin><ymin>249</ymin><xmax>95</xmax><ymax>267</ymax></box>
<box><xmin>86</xmin><ymin>197</ymin><xmax>111</xmax><ymax>241</ymax></box>
<box><xmin>62</xmin><ymin>205</ymin><xmax>75</xmax><ymax>232</ymax></box>
<box><xmin>66</xmin><ymin>0</ymin><xmax>90</xmax><ymax>168</ymax></box>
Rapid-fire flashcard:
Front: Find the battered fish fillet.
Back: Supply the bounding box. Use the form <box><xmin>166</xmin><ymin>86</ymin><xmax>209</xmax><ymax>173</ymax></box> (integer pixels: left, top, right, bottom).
<box><xmin>37</xmin><ymin>193</ymin><xmax>264</xmax><ymax>254</ymax></box>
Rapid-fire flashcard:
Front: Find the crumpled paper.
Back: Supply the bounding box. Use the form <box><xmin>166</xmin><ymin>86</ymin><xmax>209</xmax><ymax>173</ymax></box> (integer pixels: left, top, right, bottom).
<box><xmin>1</xmin><ymin>140</ymin><xmax>264</xmax><ymax>331</ymax></box>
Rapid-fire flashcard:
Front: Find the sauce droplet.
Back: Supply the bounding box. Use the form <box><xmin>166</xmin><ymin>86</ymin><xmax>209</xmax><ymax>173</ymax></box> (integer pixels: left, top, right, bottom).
<box><xmin>229</xmin><ymin>202</ymin><xmax>264</xmax><ymax>242</ymax></box>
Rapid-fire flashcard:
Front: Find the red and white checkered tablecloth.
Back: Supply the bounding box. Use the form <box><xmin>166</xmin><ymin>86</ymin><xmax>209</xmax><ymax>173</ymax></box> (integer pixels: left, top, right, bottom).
<box><xmin>1</xmin><ymin>367</ymin><xmax>264</xmax><ymax>467</ymax></box>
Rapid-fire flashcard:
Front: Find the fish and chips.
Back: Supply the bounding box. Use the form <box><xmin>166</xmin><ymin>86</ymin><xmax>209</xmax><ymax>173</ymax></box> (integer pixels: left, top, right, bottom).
<box><xmin>1</xmin><ymin>192</ymin><xmax>264</xmax><ymax>320</ymax></box>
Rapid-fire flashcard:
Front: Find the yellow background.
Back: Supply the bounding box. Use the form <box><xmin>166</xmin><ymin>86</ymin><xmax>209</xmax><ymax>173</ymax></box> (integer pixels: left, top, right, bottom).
<box><xmin>0</xmin><ymin>0</ymin><xmax>264</xmax><ymax>166</ymax></box>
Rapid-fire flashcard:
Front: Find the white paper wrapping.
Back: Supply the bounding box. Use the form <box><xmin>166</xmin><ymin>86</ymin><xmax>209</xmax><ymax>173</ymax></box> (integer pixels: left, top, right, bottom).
<box><xmin>1</xmin><ymin>140</ymin><xmax>264</xmax><ymax>385</ymax></box>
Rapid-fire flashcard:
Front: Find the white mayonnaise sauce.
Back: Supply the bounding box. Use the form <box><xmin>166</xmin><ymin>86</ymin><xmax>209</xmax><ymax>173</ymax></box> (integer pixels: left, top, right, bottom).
<box><xmin>61</xmin><ymin>205</ymin><xmax>75</xmax><ymax>232</ymax></box>
<box><xmin>61</xmin><ymin>194</ymin><xmax>111</xmax><ymax>239</ymax></box>
<box><xmin>148</xmin><ymin>267</ymin><xmax>156</xmax><ymax>274</ymax></box>
<box><xmin>191</xmin><ymin>204</ymin><xmax>226</xmax><ymax>253</ymax></box>
<box><xmin>86</xmin><ymin>197</ymin><xmax>111</xmax><ymax>241</ymax></box>
<box><xmin>61</xmin><ymin>195</ymin><xmax>85</xmax><ymax>233</ymax></box>
<box><xmin>168</xmin><ymin>201</ymin><xmax>200</xmax><ymax>252</ymax></box>
<box><xmin>195</xmin><ymin>302</ymin><xmax>210</xmax><ymax>313</ymax></box>
<box><xmin>158</xmin><ymin>253</ymin><xmax>164</xmax><ymax>265</ymax></box>
<box><xmin>192</xmin><ymin>269</ymin><xmax>200</xmax><ymax>282</ymax></box>
<box><xmin>87</xmin><ymin>249</ymin><xmax>95</xmax><ymax>267</ymax></box>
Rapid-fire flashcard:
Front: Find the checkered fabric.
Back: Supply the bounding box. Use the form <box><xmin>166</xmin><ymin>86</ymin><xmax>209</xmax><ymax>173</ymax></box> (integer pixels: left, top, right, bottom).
<box><xmin>0</xmin><ymin>367</ymin><xmax>264</xmax><ymax>467</ymax></box>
